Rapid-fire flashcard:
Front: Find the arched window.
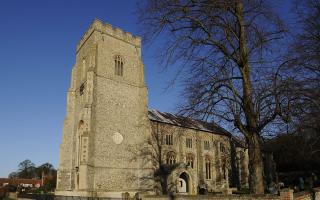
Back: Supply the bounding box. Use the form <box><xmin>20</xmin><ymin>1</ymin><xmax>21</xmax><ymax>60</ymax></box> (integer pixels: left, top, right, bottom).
<box><xmin>204</xmin><ymin>140</ymin><xmax>210</xmax><ymax>150</ymax></box>
<box><xmin>221</xmin><ymin>156</ymin><xmax>227</xmax><ymax>180</ymax></box>
<box><xmin>166</xmin><ymin>151</ymin><xmax>176</xmax><ymax>165</ymax></box>
<box><xmin>78</xmin><ymin>120</ymin><xmax>84</xmax><ymax>130</ymax></box>
<box><xmin>114</xmin><ymin>55</ymin><xmax>124</xmax><ymax>76</ymax></box>
<box><xmin>165</xmin><ymin>134</ymin><xmax>173</xmax><ymax>145</ymax></box>
<box><xmin>220</xmin><ymin>143</ymin><xmax>226</xmax><ymax>153</ymax></box>
<box><xmin>186</xmin><ymin>138</ymin><xmax>192</xmax><ymax>148</ymax></box>
<box><xmin>205</xmin><ymin>156</ymin><xmax>211</xmax><ymax>179</ymax></box>
<box><xmin>186</xmin><ymin>153</ymin><xmax>194</xmax><ymax>168</ymax></box>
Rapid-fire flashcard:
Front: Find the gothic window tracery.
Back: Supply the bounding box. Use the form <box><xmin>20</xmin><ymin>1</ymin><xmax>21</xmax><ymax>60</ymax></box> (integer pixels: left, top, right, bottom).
<box><xmin>204</xmin><ymin>140</ymin><xmax>210</xmax><ymax>150</ymax></box>
<box><xmin>165</xmin><ymin>134</ymin><xmax>173</xmax><ymax>145</ymax></box>
<box><xmin>186</xmin><ymin>138</ymin><xmax>192</xmax><ymax>148</ymax></box>
<box><xmin>114</xmin><ymin>55</ymin><xmax>124</xmax><ymax>76</ymax></box>
<box><xmin>166</xmin><ymin>151</ymin><xmax>176</xmax><ymax>165</ymax></box>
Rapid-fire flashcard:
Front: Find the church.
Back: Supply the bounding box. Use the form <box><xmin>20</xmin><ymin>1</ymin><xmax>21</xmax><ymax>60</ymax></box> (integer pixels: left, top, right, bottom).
<box><xmin>55</xmin><ymin>19</ymin><xmax>250</xmax><ymax>199</ymax></box>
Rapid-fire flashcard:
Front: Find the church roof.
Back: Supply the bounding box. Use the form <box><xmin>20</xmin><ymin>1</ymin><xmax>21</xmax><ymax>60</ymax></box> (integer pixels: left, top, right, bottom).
<box><xmin>148</xmin><ymin>109</ymin><xmax>232</xmax><ymax>137</ymax></box>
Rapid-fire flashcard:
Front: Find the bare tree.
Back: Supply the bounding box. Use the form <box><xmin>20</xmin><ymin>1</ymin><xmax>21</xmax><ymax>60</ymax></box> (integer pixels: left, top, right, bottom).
<box><xmin>137</xmin><ymin>0</ymin><xmax>293</xmax><ymax>194</ymax></box>
<box><xmin>138</xmin><ymin>122</ymin><xmax>181</xmax><ymax>195</ymax></box>
<box><xmin>292</xmin><ymin>0</ymin><xmax>320</xmax><ymax>78</ymax></box>
<box><xmin>289</xmin><ymin>0</ymin><xmax>320</xmax><ymax>111</ymax></box>
<box><xmin>268</xmin><ymin>0</ymin><xmax>320</xmax><ymax>172</ymax></box>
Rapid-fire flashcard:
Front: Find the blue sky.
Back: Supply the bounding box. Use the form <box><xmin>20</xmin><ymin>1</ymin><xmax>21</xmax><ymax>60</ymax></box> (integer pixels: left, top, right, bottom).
<box><xmin>0</xmin><ymin>0</ymin><xmax>294</xmax><ymax>177</ymax></box>
<box><xmin>0</xmin><ymin>0</ymin><xmax>182</xmax><ymax>177</ymax></box>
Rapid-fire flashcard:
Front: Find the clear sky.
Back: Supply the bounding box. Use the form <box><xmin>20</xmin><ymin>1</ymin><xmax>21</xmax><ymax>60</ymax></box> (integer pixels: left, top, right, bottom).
<box><xmin>0</xmin><ymin>0</ymin><xmax>294</xmax><ymax>177</ymax></box>
<box><xmin>0</xmin><ymin>0</ymin><xmax>182</xmax><ymax>177</ymax></box>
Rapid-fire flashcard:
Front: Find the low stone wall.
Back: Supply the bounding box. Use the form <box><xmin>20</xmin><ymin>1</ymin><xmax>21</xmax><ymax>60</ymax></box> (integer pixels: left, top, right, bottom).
<box><xmin>292</xmin><ymin>187</ymin><xmax>320</xmax><ymax>200</ymax></box>
<box><xmin>53</xmin><ymin>188</ymin><xmax>320</xmax><ymax>200</ymax></box>
<box><xmin>143</xmin><ymin>194</ymin><xmax>279</xmax><ymax>200</ymax></box>
<box><xmin>17</xmin><ymin>193</ymin><xmax>55</xmax><ymax>200</ymax></box>
<box><xmin>316</xmin><ymin>188</ymin><xmax>320</xmax><ymax>200</ymax></box>
<box><xmin>293</xmin><ymin>191</ymin><xmax>313</xmax><ymax>200</ymax></box>
<box><xmin>55</xmin><ymin>196</ymin><xmax>123</xmax><ymax>200</ymax></box>
<box><xmin>8</xmin><ymin>192</ymin><xmax>17</xmax><ymax>199</ymax></box>
<box><xmin>143</xmin><ymin>188</ymin><xmax>320</xmax><ymax>200</ymax></box>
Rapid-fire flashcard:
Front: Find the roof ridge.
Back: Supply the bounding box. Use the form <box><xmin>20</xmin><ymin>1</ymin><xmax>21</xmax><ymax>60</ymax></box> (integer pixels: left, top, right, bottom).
<box><xmin>148</xmin><ymin>109</ymin><xmax>231</xmax><ymax>137</ymax></box>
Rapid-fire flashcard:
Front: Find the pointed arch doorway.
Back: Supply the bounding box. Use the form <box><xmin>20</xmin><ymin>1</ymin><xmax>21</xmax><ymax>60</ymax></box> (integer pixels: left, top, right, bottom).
<box><xmin>178</xmin><ymin>172</ymin><xmax>191</xmax><ymax>194</ymax></box>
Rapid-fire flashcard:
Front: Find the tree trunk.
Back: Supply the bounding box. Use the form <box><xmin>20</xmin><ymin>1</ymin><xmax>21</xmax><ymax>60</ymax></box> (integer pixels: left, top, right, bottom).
<box><xmin>161</xmin><ymin>177</ymin><xmax>168</xmax><ymax>195</ymax></box>
<box><xmin>247</xmin><ymin>133</ymin><xmax>265</xmax><ymax>194</ymax></box>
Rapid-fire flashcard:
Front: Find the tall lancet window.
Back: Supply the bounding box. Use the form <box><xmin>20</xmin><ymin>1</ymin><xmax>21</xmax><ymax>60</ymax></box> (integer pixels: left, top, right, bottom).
<box><xmin>114</xmin><ymin>55</ymin><xmax>124</xmax><ymax>76</ymax></box>
<box><xmin>205</xmin><ymin>156</ymin><xmax>212</xmax><ymax>179</ymax></box>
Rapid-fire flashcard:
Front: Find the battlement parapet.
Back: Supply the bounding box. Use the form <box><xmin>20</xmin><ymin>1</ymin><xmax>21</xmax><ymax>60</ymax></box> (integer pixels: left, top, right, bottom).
<box><xmin>76</xmin><ymin>19</ymin><xmax>141</xmax><ymax>52</ymax></box>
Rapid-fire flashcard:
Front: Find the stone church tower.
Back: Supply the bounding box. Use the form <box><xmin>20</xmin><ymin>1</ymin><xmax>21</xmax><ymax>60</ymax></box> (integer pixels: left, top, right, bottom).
<box><xmin>56</xmin><ymin>19</ymin><xmax>151</xmax><ymax>198</ymax></box>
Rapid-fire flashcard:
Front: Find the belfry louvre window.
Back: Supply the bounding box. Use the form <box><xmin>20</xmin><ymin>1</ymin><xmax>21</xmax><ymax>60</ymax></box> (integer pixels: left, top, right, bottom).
<box><xmin>204</xmin><ymin>140</ymin><xmax>210</xmax><ymax>150</ymax></box>
<box><xmin>186</xmin><ymin>138</ymin><xmax>192</xmax><ymax>148</ymax></box>
<box><xmin>114</xmin><ymin>55</ymin><xmax>124</xmax><ymax>76</ymax></box>
<box><xmin>165</xmin><ymin>134</ymin><xmax>173</xmax><ymax>145</ymax></box>
<box><xmin>205</xmin><ymin>156</ymin><xmax>212</xmax><ymax>179</ymax></box>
